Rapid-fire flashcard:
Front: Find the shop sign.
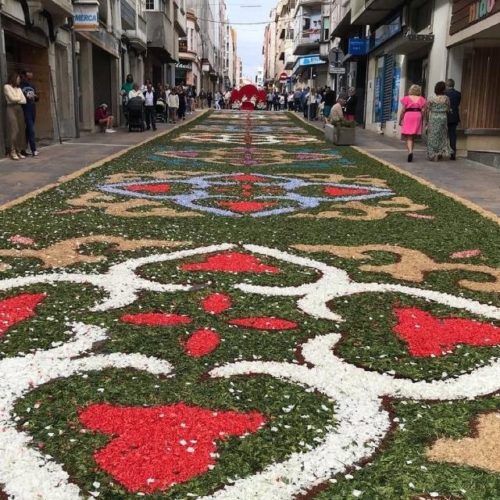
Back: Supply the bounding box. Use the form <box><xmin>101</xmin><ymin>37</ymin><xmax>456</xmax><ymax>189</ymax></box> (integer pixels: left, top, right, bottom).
<box><xmin>450</xmin><ymin>0</ymin><xmax>499</xmax><ymax>35</ymax></box>
<box><xmin>348</xmin><ymin>38</ymin><xmax>369</xmax><ymax>56</ymax></box>
<box><xmin>176</xmin><ymin>62</ymin><xmax>192</xmax><ymax>71</ymax></box>
<box><xmin>329</xmin><ymin>65</ymin><xmax>346</xmax><ymax>74</ymax></box>
<box><xmin>371</xmin><ymin>15</ymin><xmax>401</xmax><ymax>51</ymax></box>
<box><xmin>292</xmin><ymin>55</ymin><xmax>324</xmax><ymax>73</ymax></box>
<box><xmin>74</xmin><ymin>1</ymin><xmax>99</xmax><ymax>32</ymax></box>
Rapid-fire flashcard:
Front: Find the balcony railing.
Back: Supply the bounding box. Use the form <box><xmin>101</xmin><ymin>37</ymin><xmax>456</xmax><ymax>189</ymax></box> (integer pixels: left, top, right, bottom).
<box><xmin>124</xmin><ymin>13</ymin><xmax>147</xmax><ymax>52</ymax></box>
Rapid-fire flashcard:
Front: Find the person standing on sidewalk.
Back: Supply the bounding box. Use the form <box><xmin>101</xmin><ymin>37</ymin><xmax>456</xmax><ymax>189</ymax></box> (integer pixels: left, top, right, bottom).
<box><xmin>344</xmin><ymin>87</ymin><xmax>358</xmax><ymax>122</ymax></box>
<box><xmin>143</xmin><ymin>83</ymin><xmax>157</xmax><ymax>131</ymax></box>
<box><xmin>168</xmin><ymin>88</ymin><xmax>179</xmax><ymax>123</ymax></box>
<box><xmin>120</xmin><ymin>74</ymin><xmax>134</xmax><ymax>125</ymax></box>
<box><xmin>399</xmin><ymin>85</ymin><xmax>426</xmax><ymax>163</ymax></box>
<box><xmin>3</xmin><ymin>73</ymin><xmax>27</xmax><ymax>160</ymax></box>
<box><xmin>19</xmin><ymin>70</ymin><xmax>39</xmax><ymax>156</ymax></box>
<box><xmin>177</xmin><ymin>87</ymin><xmax>187</xmax><ymax>121</ymax></box>
<box><xmin>445</xmin><ymin>79</ymin><xmax>461</xmax><ymax>161</ymax></box>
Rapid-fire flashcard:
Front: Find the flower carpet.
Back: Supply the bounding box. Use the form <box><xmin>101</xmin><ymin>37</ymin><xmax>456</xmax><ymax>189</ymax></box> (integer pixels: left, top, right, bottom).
<box><xmin>0</xmin><ymin>110</ymin><xmax>499</xmax><ymax>499</ymax></box>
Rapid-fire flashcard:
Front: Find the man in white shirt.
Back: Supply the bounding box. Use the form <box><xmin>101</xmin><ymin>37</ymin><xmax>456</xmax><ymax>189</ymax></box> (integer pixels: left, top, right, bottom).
<box><xmin>143</xmin><ymin>83</ymin><xmax>157</xmax><ymax>131</ymax></box>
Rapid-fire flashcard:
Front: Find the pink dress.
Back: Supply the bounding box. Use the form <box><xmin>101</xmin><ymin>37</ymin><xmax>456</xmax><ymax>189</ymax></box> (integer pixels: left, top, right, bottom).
<box><xmin>400</xmin><ymin>96</ymin><xmax>426</xmax><ymax>136</ymax></box>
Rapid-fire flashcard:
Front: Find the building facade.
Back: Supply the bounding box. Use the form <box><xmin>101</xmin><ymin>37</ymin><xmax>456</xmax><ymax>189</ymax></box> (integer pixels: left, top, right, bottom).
<box><xmin>0</xmin><ymin>0</ymin><xmax>76</xmax><ymax>150</ymax></box>
<box><xmin>1</xmin><ymin>0</ymin><xmax>238</xmax><ymax>153</ymax></box>
<box><xmin>177</xmin><ymin>8</ymin><xmax>202</xmax><ymax>91</ymax></box>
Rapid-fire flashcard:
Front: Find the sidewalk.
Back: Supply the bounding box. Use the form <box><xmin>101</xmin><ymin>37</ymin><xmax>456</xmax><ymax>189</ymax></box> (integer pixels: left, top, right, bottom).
<box><xmin>0</xmin><ymin>111</ymin><xmax>205</xmax><ymax>206</ymax></box>
<box><xmin>303</xmin><ymin>117</ymin><xmax>500</xmax><ymax>216</ymax></box>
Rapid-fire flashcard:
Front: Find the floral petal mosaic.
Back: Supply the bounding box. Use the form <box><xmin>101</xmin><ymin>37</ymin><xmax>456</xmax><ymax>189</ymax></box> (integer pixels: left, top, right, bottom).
<box><xmin>0</xmin><ymin>110</ymin><xmax>498</xmax><ymax>499</ymax></box>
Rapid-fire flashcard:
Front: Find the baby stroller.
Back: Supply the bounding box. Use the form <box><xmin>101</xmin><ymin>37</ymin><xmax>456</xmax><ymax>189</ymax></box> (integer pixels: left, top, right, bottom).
<box><xmin>127</xmin><ymin>97</ymin><xmax>145</xmax><ymax>132</ymax></box>
<box><xmin>156</xmin><ymin>98</ymin><xmax>167</xmax><ymax>123</ymax></box>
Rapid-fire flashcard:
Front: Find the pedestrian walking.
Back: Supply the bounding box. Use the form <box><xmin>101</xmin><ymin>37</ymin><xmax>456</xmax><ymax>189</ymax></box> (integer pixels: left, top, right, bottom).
<box><xmin>323</xmin><ymin>87</ymin><xmax>335</xmax><ymax>123</ymax></box>
<box><xmin>19</xmin><ymin>70</ymin><xmax>39</xmax><ymax>156</ymax></box>
<box><xmin>94</xmin><ymin>103</ymin><xmax>115</xmax><ymax>133</ymax></box>
<box><xmin>445</xmin><ymin>78</ymin><xmax>461</xmax><ymax>161</ymax></box>
<box><xmin>294</xmin><ymin>88</ymin><xmax>302</xmax><ymax>112</ymax></box>
<box><xmin>287</xmin><ymin>91</ymin><xmax>295</xmax><ymax>111</ymax></box>
<box><xmin>344</xmin><ymin>87</ymin><xmax>358</xmax><ymax>122</ymax></box>
<box><xmin>399</xmin><ymin>84</ymin><xmax>426</xmax><ymax>162</ymax></box>
<box><xmin>143</xmin><ymin>83</ymin><xmax>157</xmax><ymax>131</ymax></box>
<box><xmin>207</xmin><ymin>91</ymin><xmax>213</xmax><ymax>109</ymax></box>
<box><xmin>307</xmin><ymin>89</ymin><xmax>317</xmax><ymax>120</ymax></box>
<box><xmin>177</xmin><ymin>88</ymin><xmax>187</xmax><ymax>120</ymax></box>
<box><xmin>425</xmin><ymin>81</ymin><xmax>453</xmax><ymax>161</ymax></box>
<box><xmin>168</xmin><ymin>89</ymin><xmax>179</xmax><ymax>123</ymax></box>
<box><xmin>4</xmin><ymin>72</ymin><xmax>27</xmax><ymax>160</ymax></box>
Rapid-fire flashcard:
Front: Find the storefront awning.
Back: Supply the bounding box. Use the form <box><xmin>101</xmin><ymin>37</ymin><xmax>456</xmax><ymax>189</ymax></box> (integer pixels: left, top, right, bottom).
<box><xmin>292</xmin><ymin>55</ymin><xmax>327</xmax><ymax>76</ymax></box>
<box><xmin>383</xmin><ymin>33</ymin><xmax>434</xmax><ymax>56</ymax></box>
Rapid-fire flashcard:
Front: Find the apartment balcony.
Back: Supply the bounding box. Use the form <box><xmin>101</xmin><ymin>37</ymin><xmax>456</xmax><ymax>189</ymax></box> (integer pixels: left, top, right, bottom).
<box><xmin>293</xmin><ymin>2</ymin><xmax>322</xmax><ymax>55</ymax></box>
<box><xmin>351</xmin><ymin>0</ymin><xmax>406</xmax><ymax>25</ymax></box>
<box><xmin>124</xmin><ymin>14</ymin><xmax>147</xmax><ymax>52</ymax></box>
<box><xmin>174</xmin><ymin>3</ymin><xmax>187</xmax><ymax>37</ymax></box>
<box><xmin>146</xmin><ymin>10</ymin><xmax>175</xmax><ymax>61</ymax></box>
<box><xmin>39</xmin><ymin>0</ymin><xmax>73</xmax><ymax>19</ymax></box>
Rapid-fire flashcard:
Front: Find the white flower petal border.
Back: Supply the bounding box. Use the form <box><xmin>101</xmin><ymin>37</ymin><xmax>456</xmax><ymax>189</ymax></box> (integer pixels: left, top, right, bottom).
<box><xmin>0</xmin><ymin>323</ymin><xmax>173</xmax><ymax>500</ymax></box>
<box><xmin>0</xmin><ymin>244</ymin><xmax>498</xmax><ymax>499</ymax></box>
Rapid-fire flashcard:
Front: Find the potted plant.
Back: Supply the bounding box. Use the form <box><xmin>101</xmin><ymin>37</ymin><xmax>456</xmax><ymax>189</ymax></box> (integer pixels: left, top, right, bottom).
<box><xmin>325</xmin><ymin>119</ymin><xmax>356</xmax><ymax>145</ymax></box>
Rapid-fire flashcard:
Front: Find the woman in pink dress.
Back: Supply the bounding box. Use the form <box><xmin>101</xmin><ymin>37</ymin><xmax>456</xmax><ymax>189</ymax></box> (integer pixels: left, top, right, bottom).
<box><xmin>399</xmin><ymin>85</ymin><xmax>426</xmax><ymax>162</ymax></box>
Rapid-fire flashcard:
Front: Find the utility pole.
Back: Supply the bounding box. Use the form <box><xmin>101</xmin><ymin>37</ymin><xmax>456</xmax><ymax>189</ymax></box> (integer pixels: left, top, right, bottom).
<box><xmin>0</xmin><ymin>4</ymin><xmax>7</xmax><ymax>156</ymax></box>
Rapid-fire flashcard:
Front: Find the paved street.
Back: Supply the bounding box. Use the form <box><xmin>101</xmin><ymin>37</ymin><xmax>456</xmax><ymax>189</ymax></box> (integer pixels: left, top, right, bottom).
<box><xmin>0</xmin><ymin>110</ymin><xmax>499</xmax><ymax>499</ymax></box>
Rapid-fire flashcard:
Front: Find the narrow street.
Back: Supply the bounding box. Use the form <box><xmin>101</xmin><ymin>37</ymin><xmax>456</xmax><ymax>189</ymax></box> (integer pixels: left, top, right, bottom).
<box><xmin>0</xmin><ymin>110</ymin><xmax>499</xmax><ymax>499</ymax></box>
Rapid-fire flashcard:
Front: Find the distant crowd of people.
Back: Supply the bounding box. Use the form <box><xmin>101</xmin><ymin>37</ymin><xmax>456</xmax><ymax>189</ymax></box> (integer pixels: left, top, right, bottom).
<box><xmin>264</xmin><ymin>87</ymin><xmax>357</xmax><ymax>125</ymax></box>
<box><xmin>94</xmin><ymin>75</ymin><xmax>236</xmax><ymax>133</ymax></box>
<box><xmin>3</xmin><ymin>70</ymin><xmax>39</xmax><ymax>160</ymax></box>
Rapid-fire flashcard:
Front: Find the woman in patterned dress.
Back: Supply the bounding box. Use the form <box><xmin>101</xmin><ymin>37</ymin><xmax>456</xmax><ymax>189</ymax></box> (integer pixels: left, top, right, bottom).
<box><xmin>425</xmin><ymin>81</ymin><xmax>453</xmax><ymax>161</ymax></box>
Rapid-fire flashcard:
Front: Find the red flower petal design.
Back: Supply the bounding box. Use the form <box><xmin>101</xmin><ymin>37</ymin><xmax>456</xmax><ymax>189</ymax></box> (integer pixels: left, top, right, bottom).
<box><xmin>184</xmin><ymin>328</ymin><xmax>221</xmax><ymax>357</ymax></box>
<box><xmin>324</xmin><ymin>186</ymin><xmax>371</xmax><ymax>197</ymax></box>
<box><xmin>79</xmin><ymin>403</ymin><xmax>266</xmax><ymax>493</ymax></box>
<box><xmin>126</xmin><ymin>183</ymin><xmax>171</xmax><ymax>194</ymax></box>
<box><xmin>0</xmin><ymin>293</ymin><xmax>46</xmax><ymax>338</ymax></box>
<box><xmin>202</xmin><ymin>293</ymin><xmax>232</xmax><ymax>315</ymax></box>
<box><xmin>217</xmin><ymin>201</ymin><xmax>277</xmax><ymax>213</ymax></box>
<box><xmin>229</xmin><ymin>317</ymin><xmax>298</xmax><ymax>331</ymax></box>
<box><xmin>393</xmin><ymin>307</ymin><xmax>500</xmax><ymax>357</ymax></box>
<box><xmin>180</xmin><ymin>252</ymin><xmax>280</xmax><ymax>274</ymax></box>
<box><xmin>121</xmin><ymin>313</ymin><xmax>192</xmax><ymax>327</ymax></box>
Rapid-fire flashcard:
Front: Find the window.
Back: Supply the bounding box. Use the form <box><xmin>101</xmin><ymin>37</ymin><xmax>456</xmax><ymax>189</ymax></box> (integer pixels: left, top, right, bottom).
<box><xmin>322</xmin><ymin>17</ymin><xmax>330</xmax><ymax>41</ymax></box>
<box><xmin>145</xmin><ymin>0</ymin><xmax>155</xmax><ymax>10</ymax></box>
<box><xmin>409</xmin><ymin>0</ymin><xmax>432</xmax><ymax>33</ymax></box>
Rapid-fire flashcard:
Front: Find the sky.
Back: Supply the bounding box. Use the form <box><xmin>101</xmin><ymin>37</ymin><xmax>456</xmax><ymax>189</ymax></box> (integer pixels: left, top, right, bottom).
<box><xmin>226</xmin><ymin>0</ymin><xmax>277</xmax><ymax>81</ymax></box>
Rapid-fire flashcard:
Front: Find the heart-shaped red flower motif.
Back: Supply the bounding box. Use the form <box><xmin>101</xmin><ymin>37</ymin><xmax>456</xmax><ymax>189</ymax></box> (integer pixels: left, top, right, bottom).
<box><xmin>0</xmin><ymin>293</ymin><xmax>46</xmax><ymax>338</ymax></box>
<box><xmin>393</xmin><ymin>307</ymin><xmax>500</xmax><ymax>357</ymax></box>
<box><xmin>79</xmin><ymin>403</ymin><xmax>266</xmax><ymax>493</ymax></box>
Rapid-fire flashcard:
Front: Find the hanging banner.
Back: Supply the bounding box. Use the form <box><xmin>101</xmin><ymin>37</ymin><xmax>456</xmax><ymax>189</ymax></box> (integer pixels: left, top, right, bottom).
<box><xmin>74</xmin><ymin>1</ymin><xmax>99</xmax><ymax>32</ymax></box>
